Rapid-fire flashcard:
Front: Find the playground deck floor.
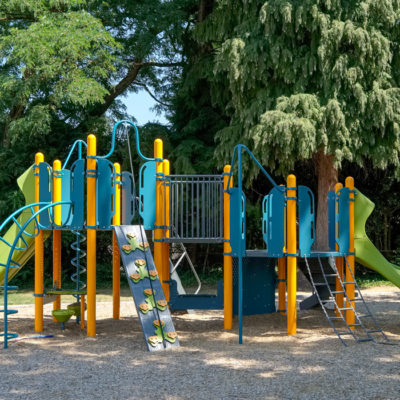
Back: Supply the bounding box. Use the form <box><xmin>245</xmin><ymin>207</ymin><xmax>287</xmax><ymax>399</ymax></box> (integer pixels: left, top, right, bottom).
<box><xmin>1</xmin><ymin>286</ymin><xmax>399</xmax><ymax>400</ymax></box>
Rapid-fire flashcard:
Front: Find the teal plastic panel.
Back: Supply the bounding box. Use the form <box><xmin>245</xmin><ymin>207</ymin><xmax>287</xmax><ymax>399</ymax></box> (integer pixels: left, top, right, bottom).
<box><xmin>336</xmin><ymin>187</ymin><xmax>350</xmax><ymax>253</ymax></box>
<box><xmin>96</xmin><ymin>159</ymin><xmax>115</xmax><ymax>229</ymax></box>
<box><xmin>69</xmin><ymin>159</ymin><xmax>85</xmax><ymax>229</ymax></box>
<box><xmin>139</xmin><ymin>161</ymin><xmax>156</xmax><ymax>230</ymax></box>
<box><xmin>60</xmin><ymin>169</ymin><xmax>71</xmax><ymax>226</ymax></box>
<box><xmin>328</xmin><ymin>190</ymin><xmax>336</xmax><ymax>251</ymax></box>
<box><xmin>38</xmin><ymin>162</ymin><xmax>52</xmax><ymax>228</ymax></box>
<box><xmin>121</xmin><ymin>171</ymin><xmax>135</xmax><ymax>225</ymax></box>
<box><xmin>229</xmin><ymin>188</ymin><xmax>246</xmax><ymax>257</ymax></box>
<box><xmin>262</xmin><ymin>187</ymin><xmax>285</xmax><ymax>257</ymax></box>
<box><xmin>298</xmin><ymin>185</ymin><xmax>315</xmax><ymax>256</ymax></box>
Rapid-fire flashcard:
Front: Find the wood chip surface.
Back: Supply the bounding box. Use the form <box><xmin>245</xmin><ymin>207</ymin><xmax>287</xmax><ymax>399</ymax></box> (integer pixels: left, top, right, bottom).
<box><xmin>1</xmin><ymin>286</ymin><xmax>399</xmax><ymax>400</ymax></box>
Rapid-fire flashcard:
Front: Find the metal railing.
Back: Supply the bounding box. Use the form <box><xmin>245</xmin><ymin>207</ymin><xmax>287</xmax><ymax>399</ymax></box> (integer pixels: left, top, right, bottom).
<box><xmin>164</xmin><ymin>174</ymin><xmax>224</xmax><ymax>243</ymax></box>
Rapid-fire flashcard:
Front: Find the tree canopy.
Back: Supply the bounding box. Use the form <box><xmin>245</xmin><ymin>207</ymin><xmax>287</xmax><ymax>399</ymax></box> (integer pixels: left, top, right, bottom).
<box><xmin>193</xmin><ymin>0</ymin><xmax>400</xmax><ymax>246</ymax></box>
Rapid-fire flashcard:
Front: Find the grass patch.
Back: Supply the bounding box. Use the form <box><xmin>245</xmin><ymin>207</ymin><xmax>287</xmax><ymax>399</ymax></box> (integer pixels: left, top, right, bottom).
<box><xmin>356</xmin><ymin>275</ymin><xmax>395</xmax><ymax>288</ymax></box>
<box><xmin>3</xmin><ymin>288</ymin><xmax>135</xmax><ymax>306</ymax></box>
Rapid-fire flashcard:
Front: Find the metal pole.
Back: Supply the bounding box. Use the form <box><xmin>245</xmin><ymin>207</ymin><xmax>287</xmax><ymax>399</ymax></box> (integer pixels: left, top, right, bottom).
<box><xmin>238</xmin><ymin>150</ymin><xmax>243</xmax><ymax>344</ymax></box>
<box><xmin>286</xmin><ymin>174</ymin><xmax>297</xmax><ymax>335</ymax></box>
<box><xmin>87</xmin><ymin>134</ymin><xmax>97</xmax><ymax>337</ymax></box>
<box><xmin>345</xmin><ymin>177</ymin><xmax>355</xmax><ymax>328</ymax></box>
<box><xmin>154</xmin><ymin>139</ymin><xmax>165</xmax><ymax>292</ymax></box>
<box><xmin>223</xmin><ymin>165</ymin><xmax>233</xmax><ymax>330</ymax></box>
<box><xmin>113</xmin><ymin>162</ymin><xmax>121</xmax><ymax>319</ymax></box>
<box><xmin>52</xmin><ymin>159</ymin><xmax>62</xmax><ymax>316</ymax></box>
<box><xmin>335</xmin><ymin>182</ymin><xmax>344</xmax><ymax>317</ymax></box>
<box><xmin>34</xmin><ymin>153</ymin><xmax>44</xmax><ymax>332</ymax></box>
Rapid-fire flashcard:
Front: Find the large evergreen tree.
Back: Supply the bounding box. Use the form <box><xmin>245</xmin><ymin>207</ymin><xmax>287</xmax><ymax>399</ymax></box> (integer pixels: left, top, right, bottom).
<box><xmin>197</xmin><ymin>0</ymin><xmax>400</xmax><ymax>247</ymax></box>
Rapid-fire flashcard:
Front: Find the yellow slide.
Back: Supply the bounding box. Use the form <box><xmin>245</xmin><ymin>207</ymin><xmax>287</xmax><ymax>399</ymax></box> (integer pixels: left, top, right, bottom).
<box><xmin>0</xmin><ymin>166</ymin><xmax>50</xmax><ymax>286</ymax></box>
<box><xmin>354</xmin><ymin>189</ymin><xmax>400</xmax><ymax>289</ymax></box>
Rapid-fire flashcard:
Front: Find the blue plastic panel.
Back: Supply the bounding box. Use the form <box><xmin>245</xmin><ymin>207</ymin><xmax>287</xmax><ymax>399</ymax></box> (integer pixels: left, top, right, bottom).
<box><xmin>229</xmin><ymin>188</ymin><xmax>246</xmax><ymax>257</ymax></box>
<box><xmin>121</xmin><ymin>171</ymin><xmax>135</xmax><ymax>225</ymax></box>
<box><xmin>262</xmin><ymin>187</ymin><xmax>285</xmax><ymax>257</ymax></box>
<box><xmin>96</xmin><ymin>159</ymin><xmax>115</xmax><ymax>229</ymax></box>
<box><xmin>298</xmin><ymin>185</ymin><xmax>315</xmax><ymax>257</ymax></box>
<box><xmin>69</xmin><ymin>159</ymin><xmax>85</xmax><ymax>229</ymax></box>
<box><xmin>38</xmin><ymin>162</ymin><xmax>52</xmax><ymax>228</ymax></box>
<box><xmin>328</xmin><ymin>190</ymin><xmax>336</xmax><ymax>251</ymax></box>
<box><xmin>139</xmin><ymin>161</ymin><xmax>156</xmax><ymax>230</ymax></box>
<box><xmin>336</xmin><ymin>187</ymin><xmax>350</xmax><ymax>253</ymax></box>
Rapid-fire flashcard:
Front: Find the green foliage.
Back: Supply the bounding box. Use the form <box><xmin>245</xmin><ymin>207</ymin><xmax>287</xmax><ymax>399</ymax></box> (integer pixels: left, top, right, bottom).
<box><xmin>196</xmin><ymin>0</ymin><xmax>400</xmax><ymax>179</ymax></box>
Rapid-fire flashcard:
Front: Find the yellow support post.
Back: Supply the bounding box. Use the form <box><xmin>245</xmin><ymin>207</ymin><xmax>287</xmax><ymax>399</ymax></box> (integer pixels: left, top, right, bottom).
<box><xmin>345</xmin><ymin>176</ymin><xmax>355</xmax><ymax>328</ymax></box>
<box><xmin>277</xmin><ymin>257</ymin><xmax>286</xmax><ymax>315</ymax></box>
<box><xmin>335</xmin><ymin>182</ymin><xmax>344</xmax><ymax>317</ymax></box>
<box><xmin>52</xmin><ymin>159</ymin><xmax>62</xmax><ymax>315</ymax></box>
<box><xmin>113</xmin><ymin>162</ymin><xmax>121</xmax><ymax>319</ymax></box>
<box><xmin>223</xmin><ymin>165</ymin><xmax>233</xmax><ymax>330</ymax></box>
<box><xmin>34</xmin><ymin>152</ymin><xmax>44</xmax><ymax>332</ymax></box>
<box><xmin>87</xmin><ymin>134</ymin><xmax>97</xmax><ymax>337</ymax></box>
<box><xmin>286</xmin><ymin>174</ymin><xmax>297</xmax><ymax>335</ymax></box>
<box><xmin>162</xmin><ymin>159</ymin><xmax>170</xmax><ymax>301</ymax></box>
<box><xmin>80</xmin><ymin>294</ymin><xmax>85</xmax><ymax>330</ymax></box>
<box><xmin>154</xmin><ymin>139</ymin><xmax>164</xmax><ymax>293</ymax></box>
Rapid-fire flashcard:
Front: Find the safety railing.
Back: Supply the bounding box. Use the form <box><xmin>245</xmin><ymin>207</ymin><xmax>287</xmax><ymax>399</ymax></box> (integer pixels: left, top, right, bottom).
<box><xmin>164</xmin><ymin>174</ymin><xmax>224</xmax><ymax>243</ymax></box>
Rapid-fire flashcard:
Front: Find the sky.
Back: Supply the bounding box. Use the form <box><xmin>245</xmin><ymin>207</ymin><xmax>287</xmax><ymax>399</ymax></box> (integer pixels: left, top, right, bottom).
<box><xmin>123</xmin><ymin>90</ymin><xmax>168</xmax><ymax>125</ymax></box>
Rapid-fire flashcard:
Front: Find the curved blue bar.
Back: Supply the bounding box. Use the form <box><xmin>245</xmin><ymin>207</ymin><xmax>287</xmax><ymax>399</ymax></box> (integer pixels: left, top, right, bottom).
<box><xmin>226</xmin><ymin>144</ymin><xmax>283</xmax><ymax>192</ymax></box>
<box><xmin>96</xmin><ymin>120</ymin><xmax>155</xmax><ymax>162</ymax></box>
<box><xmin>62</xmin><ymin>140</ymin><xmax>88</xmax><ymax>170</ymax></box>
<box><xmin>2</xmin><ymin>200</ymin><xmax>72</xmax><ymax>349</ymax></box>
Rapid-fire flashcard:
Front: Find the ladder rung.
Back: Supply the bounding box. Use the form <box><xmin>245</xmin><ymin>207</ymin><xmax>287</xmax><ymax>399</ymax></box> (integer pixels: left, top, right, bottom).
<box><xmin>0</xmin><ymin>309</ymin><xmax>18</xmax><ymax>315</ymax></box>
<box><xmin>338</xmin><ymin>332</ymin><xmax>353</xmax><ymax>336</ymax></box>
<box><xmin>367</xmin><ymin>330</ymin><xmax>382</xmax><ymax>334</ymax></box>
<box><xmin>358</xmin><ymin>314</ymin><xmax>373</xmax><ymax>318</ymax></box>
<box><xmin>314</xmin><ymin>283</ymin><xmax>326</xmax><ymax>286</ymax></box>
<box><xmin>339</xmin><ymin>307</ymin><xmax>353</xmax><ymax>311</ymax></box>
<box><xmin>358</xmin><ymin>338</ymin><xmax>374</xmax><ymax>343</ymax></box>
<box><xmin>331</xmin><ymin>291</ymin><xmax>344</xmax><ymax>294</ymax></box>
<box><xmin>348</xmin><ymin>323</ymin><xmax>361</xmax><ymax>327</ymax></box>
<box><xmin>347</xmin><ymin>298</ymin><xmax>362</xmax><ymax>302</ymax></box>
<box><xmin>328</xmin><ymin>316</ymin><xmax>344</xmax><ymax>320</ymax></box>
<box><xmin>325</xmin><ymin>274</ymin><xmax>338</xmax><ymax>277</ymax></box>
<box><xmin>0</xmin><ymin>285</ymin><xmax>18</xmax><ymax>290</ymax></box>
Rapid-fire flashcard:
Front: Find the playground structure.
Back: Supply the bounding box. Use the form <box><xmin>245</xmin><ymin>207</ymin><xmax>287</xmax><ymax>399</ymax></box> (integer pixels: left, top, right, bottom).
<box><xmin>1</xmin><ymin>120</ymin><xmax>400</xmax><ymax>350</ymax></box>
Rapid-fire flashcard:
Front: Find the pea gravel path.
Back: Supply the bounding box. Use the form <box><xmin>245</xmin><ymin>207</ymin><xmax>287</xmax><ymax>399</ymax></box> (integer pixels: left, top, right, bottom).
<box><xmin>1</xmin><ymin>286</ymin><xmax>399</xmax><ymax>400</ymax></box>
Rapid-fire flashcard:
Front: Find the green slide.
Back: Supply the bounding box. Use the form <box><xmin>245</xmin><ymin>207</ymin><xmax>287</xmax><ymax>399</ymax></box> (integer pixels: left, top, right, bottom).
<box><xmin>354</xmin><ymin>188</ymin><xmax>400</xmax><ymax>289</ymax></box>
<box><xmin>0</xmin><ymin>166</ymin><xmax>50</xmax><ymax>286</ymax></box>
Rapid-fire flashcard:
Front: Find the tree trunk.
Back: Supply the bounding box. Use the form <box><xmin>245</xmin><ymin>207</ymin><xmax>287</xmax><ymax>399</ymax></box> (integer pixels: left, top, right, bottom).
<box><xmin>314</xmin><ymin>150</ymin><xmax>338</xmax><ymax>250</ymax></box>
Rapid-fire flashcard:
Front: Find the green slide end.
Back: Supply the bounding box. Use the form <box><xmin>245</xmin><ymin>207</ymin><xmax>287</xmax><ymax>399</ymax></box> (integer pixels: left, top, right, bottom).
<box><xmin>0</xmin><ymin>166</ymin><xmax>50</xmax><ymax>286</ymax></box>
<box><xmin>354</xmin><ymin>188</ymin><xmax>400</xmax><ymax>289</ymax></box>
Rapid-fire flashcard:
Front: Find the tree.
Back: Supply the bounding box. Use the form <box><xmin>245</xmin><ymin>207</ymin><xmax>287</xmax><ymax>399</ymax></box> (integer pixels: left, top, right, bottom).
<box><xmin>196</xmin><ymin>0</ymin><xmax>400</xmax><ymax>248</ymax></box>
<box><xmin>0</xmin><ymin>0</ymin><xmax>196</xmax><ymax>219</ymax></box>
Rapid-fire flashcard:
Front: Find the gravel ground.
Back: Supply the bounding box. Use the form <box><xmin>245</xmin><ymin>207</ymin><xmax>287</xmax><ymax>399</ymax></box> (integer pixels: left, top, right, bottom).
<box><xmin>1</xmin><ymin>286</ymin><xmax>399</xmax><ymax>400</ymax></box>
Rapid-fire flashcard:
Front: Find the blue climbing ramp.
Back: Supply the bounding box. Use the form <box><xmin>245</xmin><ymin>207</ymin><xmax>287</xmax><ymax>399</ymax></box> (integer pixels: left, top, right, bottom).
<box><xmin>113</xmin><ymin>225</ymin><xmax>180</xmax><ymax>351</ymax></box>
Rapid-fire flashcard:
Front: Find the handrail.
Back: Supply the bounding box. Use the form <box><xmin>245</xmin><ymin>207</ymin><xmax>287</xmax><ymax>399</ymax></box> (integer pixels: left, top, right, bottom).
<box><xmin>226</xmin><ymin>144</ymin><xmax>283</xmax><ymax>192</ymax></box>
<box><xmin>0</xmin><ymin>201</ymin><xmax>72</xmax><ymax>250</ymax></box>
<box><xmin>96</xmin><ymin>120</ymin><xmax>155</xmax><ymax>162</ymax></box>
<box><xmin>62</xmin><ymin>140</ymin><xmax>88</xmax><ymax>170</ymax></box>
